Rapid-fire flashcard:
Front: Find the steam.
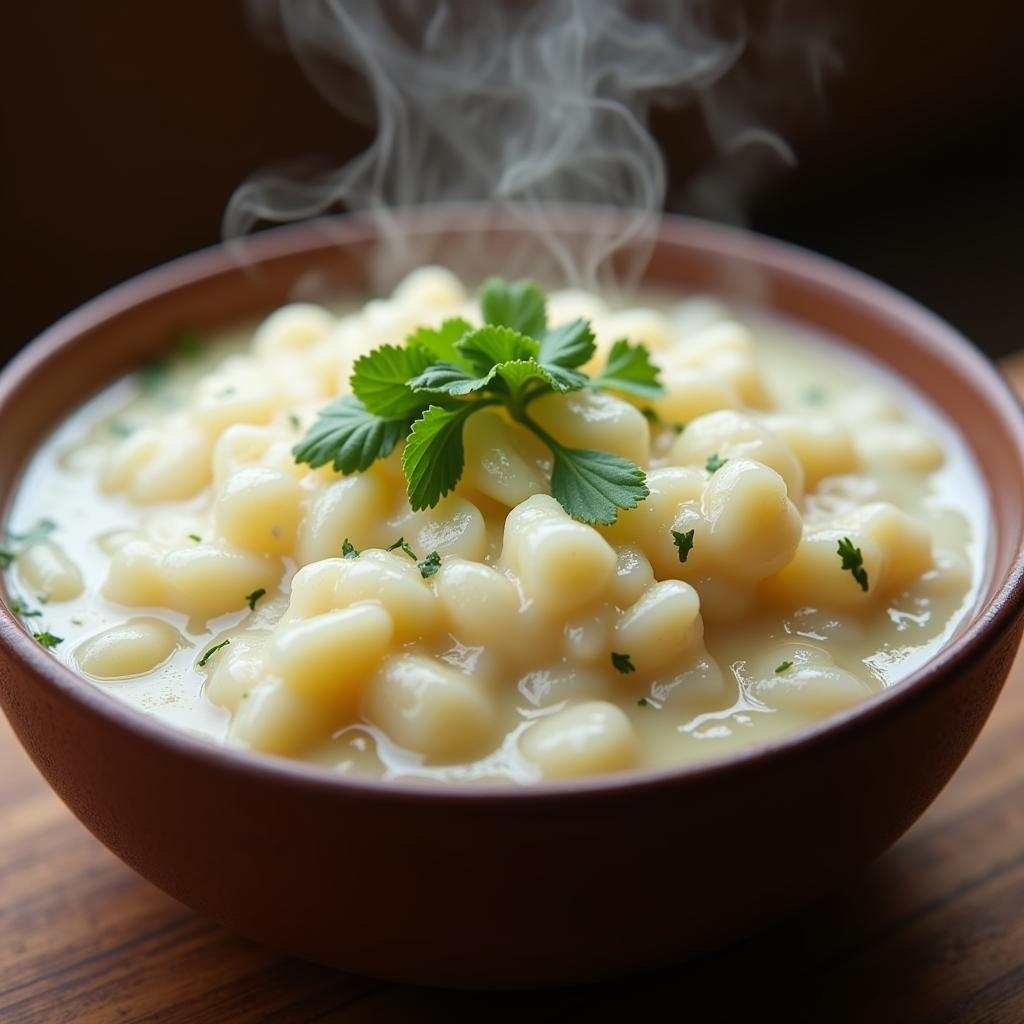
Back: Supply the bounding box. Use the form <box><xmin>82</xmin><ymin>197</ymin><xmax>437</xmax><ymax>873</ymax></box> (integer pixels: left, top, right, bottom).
<box><xmin>225</xmin><ymin>0</ymin><xmax>836</xmax><ymax>292</ymax></box>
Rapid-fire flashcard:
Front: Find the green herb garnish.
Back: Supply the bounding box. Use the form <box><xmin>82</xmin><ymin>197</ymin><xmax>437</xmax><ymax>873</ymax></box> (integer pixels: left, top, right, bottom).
<box><xmin>198</xmin><ymin>639</ymin><xmax>230</xmax><ymax>667</ymax></box>
<box><xmin>137</xmin><ymin>358</ymin><xmax>169</xmax><ymax>394</ymax></box>
<box><xmin>6</xmin><ymin>518</ymin><xmax>56</xmax><ymax>545</ymax></box>
<box><xmin>837</xmin><ymin>537</ymin><xmax>869</xmax><ymax>592</ymax></box>
<box><xmin>387</xmin><ymin>536</ymin><xmax>418</xmax><ymax>561</ymax></box>
<box><xmin>341</xmin><ymin>538</ymin><xmax>360</xmax><ymax>560</ymax></box>
<box><xmin>591</xmin><ymin>339</ymin><xmax>664</xmax><ymax>398</ymax></box>
<box><xmin>292</xmin><ymin>279</ymin><xmax>663</xmax><ymax>525</ymax></box>
<box><xmin>188</xmin><ymin>533</ymin><xmax>202</xmax><ymax>543</ymax></box>
<box><xmin>108</xmin><ymin>420</ymin><xmax>135</xmax><ymax>437</ymax></box>
<box><xmin>245</xmin><ymin>588</ymin><xmax>267</xmax><ymax>611</ymax></box>
<box><xmin>2</xmin><ymin>519</ymin><xmax>58</xmax><ymax>568</ymax></box>
<box><xmin>288</xmin><ymin>413</ymin><xmax>301</xmax><ymax>431</ymax></box>
<box><xmin>705</xmin><ymin>452</ymin><xmax>728</xmax><ymax>474</ymax></box>
<box><xmin>640</xmin><ymin>406</ymin><xmax>684</xmax><ymax>434</ymax></box>
<box><xmin>671</xmin><ymin>528</ymin><xmax>695</xmax><ymax>564</ymax></box>
<box><xmin>33</xmin><ymin>631</ymin><xmax>63</xmax><ymax>649</ymax></box>
<box><xmin>9</xmin><ymin>598</ymin><xmax>42</xmax><ymax>618</ymax></box>
<box><xmin>417</xmin><ymin>550</ymin><xmax>442</xmax><ymax>579</ymax></box>
<box><xmin>637</xmin><ymin>697</ymin><xmax>654</xmax><ymax>707</ymax></box>
<box><xmin>775</xmin><ymin>661</ymin><xmax>793</xmax><ymax>674</ymax></box>
<box><xmin>175</xmin><ymin>328</ymin><xmax>206</xmax><ymax>359</ymax></box>
<box><xmin>612</xmin><ymin>651</ymin><xmax>635</xmax><ymax>674</ymax></box>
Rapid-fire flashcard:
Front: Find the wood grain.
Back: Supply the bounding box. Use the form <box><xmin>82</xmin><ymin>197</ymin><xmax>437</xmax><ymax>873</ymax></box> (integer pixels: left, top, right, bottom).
<box><xmin>3</xmin><ymin>364</ymin><xmax>1024</xmax><ymax>1023</ymax></box>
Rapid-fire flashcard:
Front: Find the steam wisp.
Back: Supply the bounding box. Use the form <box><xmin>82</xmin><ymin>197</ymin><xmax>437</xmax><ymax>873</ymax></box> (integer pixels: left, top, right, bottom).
<box><xmin>225</xmin><ymin>0</ymin><xmax>836</xmax><ymax>292</ymax></box>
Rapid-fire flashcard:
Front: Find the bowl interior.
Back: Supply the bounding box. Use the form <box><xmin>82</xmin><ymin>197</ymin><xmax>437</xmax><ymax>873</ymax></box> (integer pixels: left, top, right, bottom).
<box><xmin>2</xmin><ymin>207</ymin><xmax>1023</xmax><ymax>795</ymax></box>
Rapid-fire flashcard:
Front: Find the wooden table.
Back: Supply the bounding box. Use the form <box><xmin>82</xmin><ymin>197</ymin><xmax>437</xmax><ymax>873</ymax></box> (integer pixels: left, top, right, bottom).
<box><xmin>4</xmin><ymin>362</ymin><xmax>1024</xmax><ymax>1023</ymax></box>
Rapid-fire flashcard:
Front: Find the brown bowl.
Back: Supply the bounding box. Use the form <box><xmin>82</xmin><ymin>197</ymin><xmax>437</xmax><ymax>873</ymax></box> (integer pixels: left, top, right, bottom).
<box><xmin>2</xmin><ymin>209</ymin><xmax>1024</xmax><ymax>989</ymax></box>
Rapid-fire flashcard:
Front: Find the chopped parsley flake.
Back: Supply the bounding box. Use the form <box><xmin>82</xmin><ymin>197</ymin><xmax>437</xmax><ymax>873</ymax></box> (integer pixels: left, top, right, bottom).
<box><xmin>2</xmin><ymin>519</ymin><xmax>59</xmax><ymax>569</ymax></box>
<box><xmin>341</xmin><ymin>538</ymin><xmax>360</xmax><ymax>559</ymax></box>
<box><xmin>705</xmin><ymin>452</ymin><xmax>728</xmax><ymax>474</ymax></box>
<box><xmin>188</xmin><ymin>533</ymin><xmax>202</xmax><ymax>543</ymax></box>
<box><xmin>417</xmin><ymin>550</ymin><xmax>442</xmax><ymax>579</ymax></box>
<box><xmin>198</xmin><ymin>639</ymin><xmax>231</xmax><ymax>668</ymax></box>
<box><xmin>175</xmin><ymin>328</ymin><xmax>206</xmax><ymax>359</ymax></box>
<box><xmin>775</xmin><ymin>661</ymin><xmax>793</xmax><ymax>674</ymax></box>
<box><xmin>6</xmin><ymin>518</ymin><xmax>57</xmax><ymax>545</ymax></box>
<box><xmin>671</xmin><ymin>528</ymin><xmax>695</xmax><ymax>564</ymax></box>
<box><xmin>640</xmin><ymin>406</ymin><xmax>685</xmax><ymax>434</ymax></box>
<box><xmin>387</xmin><ymin>536</ymin><xmax>419</xmax><ymax>561</ymax></box>
<box><xmin>837</xmin><ymin>536</ymin><xmax>869</xmax><ymax>592</ymax></box>
<box><xmin>288</xmin><ymin>413</ymin><xmax>301</xmax><ymax>431</ymax></box>
<box><xmin>33</xmin><ymin>631</ymin><xmax>63</xmax><ymax>649</ymax></box>
<box><xmin>245</xmin><ymin>588</ymin><xmax>267</xmax><ymax>611</ymax></box>
<box><xmin>9</xmin><ymin>598</ymin><xmax>42</xmax><ymax>618</ymax></box>
<box><xmin>611</xmin><ymin>651</ymin><xmax>635</xmax><ymax>674</ymax></box>
<box><xmin>137</xmin><ymin>358</ymin><xmax>169</xmax><ymax>394</ymax></box>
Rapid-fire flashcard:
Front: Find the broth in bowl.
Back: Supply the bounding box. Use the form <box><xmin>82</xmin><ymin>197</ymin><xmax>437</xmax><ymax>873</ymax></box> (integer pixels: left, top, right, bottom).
<box><xmin>1</xmin><ymin>266</ymin><xmax>986</xmax><ymax>782</ymax></box>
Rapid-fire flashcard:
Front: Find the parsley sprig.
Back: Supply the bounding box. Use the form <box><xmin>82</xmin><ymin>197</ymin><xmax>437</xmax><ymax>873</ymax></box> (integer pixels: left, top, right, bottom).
<box><xmin>293</xmin><ymin>279</ymin><xmax>663</xmax><ymax>525</ymax></box>
<box><xmin>837</xmin><ymin>537</ymin><xmax>869</xmax><ymax>592</ymax></box>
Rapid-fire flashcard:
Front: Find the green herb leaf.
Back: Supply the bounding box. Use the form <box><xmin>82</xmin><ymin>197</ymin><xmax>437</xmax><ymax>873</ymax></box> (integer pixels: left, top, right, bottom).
<box><xmin>245</xmin><ymin>588</ymin><xmax>267</xmax><ymax>611</ymax></box>
<box><xmin>402</xmin><ymin>404</ymin><xmax>478</xmax><ymax>511</ymax></box>
<box><xmin>351</xmin><ymin>343</ymin><xmax>438</xmax><ymax>418</ymax></box>
<box><xmin>612</xmin><ymin>651</ymin><xmax>635</xmax><ymax>674</ymax></box>
<box><xmin>592</xmin><ymin>339</ymin><xmax>664</xmax><ymax>398</ymax></box>
<box><xmin>188</xmin><ymin>534</ymin><xmax>202</xmax><ymax>543</ymax></box>
<box><xmin>287</xmin><ymin>413</ymin><xmax>301</xmax><ymax>431</ymax></box>
<box><xmin>640</xmin><ymin>407</ymin><xmax>684</xmax><ymax>434</ymax></box>
<box><xmin>341</xmin><ymin>538</ymin><xmax>360</xmax><ymax>560</ymax></box>
<box><xmin>775</xmin><ymin>661</ymin><xmax>793</xmax><ymax>674</ymax></box>
<box><xmin>293</xmin><ymin>279</ymin><xmax>656</xmax><ymax>527</ymax></box>
<box><xmin>406</xmin><ymin>318</ymin><xmax>474</xmax><ymax>366</ymax></box>
<box><xmin>480</xmin><ymin>278</ymin><xmax>547</xmax><ymax>338</ymax></box>
<box><xmin>837</xmin><ymin>537</ymin><xmax>869</xmax><ymax>592</ymax></box>
<box><xmin>198</xmin><ymin>639</ymin><xmax>230</xmax><ymax>667</ymax></box>
<box><xmin>33</xmin><ymin>631</ymin><xmax>63</xmax><ymax>649</ymax></box>
<box><xmin>387</xmin><ymin>536</ymin><xmax>418</xmax><ymax>561</ymax></box>
<box><xmin>546</xmin><ymin>442</ymin><xmax>649</xmax><ymax>526</ymax></box>
<box><xmin>293</xmin><ymin>396</ymin><xmax>406</xmax><ymax>475</ymax></box>
<box><xmin>175</xmin><ymin>327</ymin><xmax>206</xmax><ymax>359</ymax></box>
<box><xmin>137</xmin><ymin>358</ymin><xmax>169</xmax><ymax>394</ymax></box>
<box><xmin>9</xmin><ymin>597</ymin><xmax>42</xmax><ymax>617</ymax></box>
<box><xmin>417</xmin><ymin>551</ymin><xmax>442</xmax><ymax>578</ymax></box>
<box><xmin>705</xmin><ymin>452</ymin><xmax>728</xmax><ymax>474</ymax></box>
<box><xmin>498</xmin><ymin>358</ymin><xmax>585</xmax><ymax>396</ymax></box>
<box><xmin>671</xmin><ymin>528</ymin><xmax>695</xmax><ymax>563</ymax></box>
<box><xmin>6</xmin><ymin>518</ymin><xmax>57</xmax><ymax>545</ymax></box>
<box><xmin>0</xmin><ymin>548</ymin><xmax>14</xmax><ymax>569</ymax></box>
<box><xmin>456</xmin><ymin>325</ymin><xmax>539</xmax><ymax>375</ymax></box>
<box><xmin>531</xmin><ymin>361</ymin><xmax>588</xmax><ymax>394</ymax></box>
<box><xmin>538</xmin><ymin>319</ymin><xmax>596</xmax><ymax>369</ymax></box>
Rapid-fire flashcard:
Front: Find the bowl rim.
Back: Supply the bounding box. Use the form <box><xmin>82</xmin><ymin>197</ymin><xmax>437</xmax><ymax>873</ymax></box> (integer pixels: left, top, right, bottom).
<box><xmin>2</xmin><ymin>206</ymin><xmax>1024</xmax><ymax>805</ymax></box>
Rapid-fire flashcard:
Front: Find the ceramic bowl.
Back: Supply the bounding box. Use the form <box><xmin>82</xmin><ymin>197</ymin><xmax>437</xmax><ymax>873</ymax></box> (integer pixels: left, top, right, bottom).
<box><xmin>2</xmin><ymin>209</ymin><xmax>1024</xmax><ymax>988</ymax></box>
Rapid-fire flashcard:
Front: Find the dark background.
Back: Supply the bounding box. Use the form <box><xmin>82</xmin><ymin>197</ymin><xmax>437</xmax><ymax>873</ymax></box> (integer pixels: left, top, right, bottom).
<box><xmin>2</xmin><ymin>1</ymin><xmax>1022</xmax><ymax>365</ymax></box>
